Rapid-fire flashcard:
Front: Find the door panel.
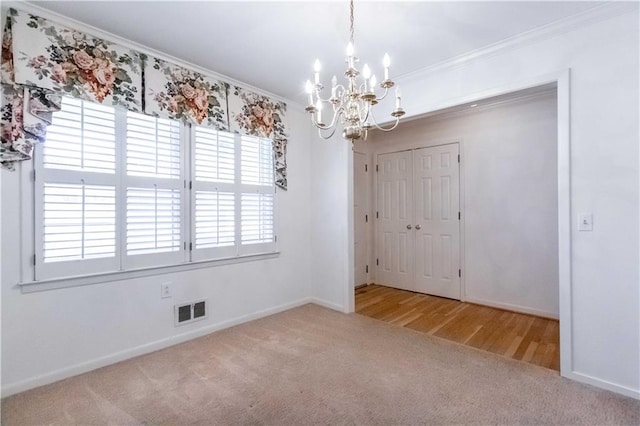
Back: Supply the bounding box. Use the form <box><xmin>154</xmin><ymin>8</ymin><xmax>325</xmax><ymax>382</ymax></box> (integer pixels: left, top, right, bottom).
<box><xmin>414</xmin><ymin>144</ymin><xmax>461</xmax><ymax>299</ymax></box>
<box><xmin>376</xmin><ymin>150</ymin><xmax>414</xmax><ymax>291</ymax></box>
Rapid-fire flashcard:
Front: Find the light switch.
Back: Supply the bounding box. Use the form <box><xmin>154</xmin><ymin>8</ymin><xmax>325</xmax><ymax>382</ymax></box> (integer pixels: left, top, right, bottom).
<box><xmin>577</xmin><ymin>213</ymin><xmax>593</xmax><ymax>231</ymax></box>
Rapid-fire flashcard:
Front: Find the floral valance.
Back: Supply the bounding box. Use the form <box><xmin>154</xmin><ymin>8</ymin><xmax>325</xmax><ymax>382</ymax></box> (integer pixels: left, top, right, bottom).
<box><xmin>1</xmin><ymin>8</ymin><xmax>288</xmax><ymax>189</ymax></box>
<box><xmin>229</xmin><ymin>86</ymin><xmax>288</xmax><ymax>188</ymax></box>
<box><xmin>145</xmin><ymin>58</ymin><xmax>228</xmax><ymax>130</ymax></box>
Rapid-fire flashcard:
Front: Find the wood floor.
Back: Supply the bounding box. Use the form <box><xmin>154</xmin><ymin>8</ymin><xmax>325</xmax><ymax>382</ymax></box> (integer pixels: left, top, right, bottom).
<box><xmin>355</xmin><ymin>284</ymin><xmax>560</xmax><ymax>371</ymax></box>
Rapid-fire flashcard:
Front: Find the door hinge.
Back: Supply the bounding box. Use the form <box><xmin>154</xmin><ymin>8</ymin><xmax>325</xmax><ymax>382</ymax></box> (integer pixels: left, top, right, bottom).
<box><xmin>459</xmin><ymin>269</ymin><xmax>461</xmax><ymax>277</ymax></box>
<box><xmin>365</xmin><ymin>214</ymin><xmax>368</xmax><ymax>223</ymax></box>
<box><xmin>32</xmin><ymin>169</ymin><xmax>36</xmax><ymax>182</ymax></box>
<box><xmin>366</xmin><ymin>265</ymin><xmax>369</xmax><ymax>274</ymax></box>
<box><xmin>376</xmin><ymin>211</ymin><xmax>379</xmax><ymax>219</ymax></box>
<box><xmin>376</xmin><ymin>164</ymin><xmax>379</xmax><ymax>172</ymax></box>
<box><xmin>376</xmin><ymin>258</ymin><xmax>379</xmax><ymax>266</ymax></box>
<box><xmin>365</xmin><ymin>164</ymin><xmax>368</xmax><ymax>172</ymax></box>
<box><xmin>32</xmin><ymin>254</ymin><xmax>36</xmax><ymax>266</ymax></box>
<box><xmin>458</xmin><ymin>211</ymin><xmax>461</xmax><ymax>220</ymax></box>
<box><xmin>458</xmin><ymin>154</ymin><xmax>460</xmax><ymax>163</ymax></box>
<box><xmin>189</xmin><ymin>181</ymin><xmax>193</xmax><ymax>189</ymax></box>
<box><xmin>189</xmin><ymin>242</ymin><xmax>193</xmax><ymax>251</ymax></box>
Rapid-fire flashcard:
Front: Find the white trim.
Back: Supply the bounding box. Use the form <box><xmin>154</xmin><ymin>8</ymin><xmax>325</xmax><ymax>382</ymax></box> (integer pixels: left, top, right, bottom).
<box><xmin>346</xmin><ymin>146</ymin><xmax>355</xmax><ymax>313</ymax></box>
<box><xmin>309</xmin><ymin>297</ymin><xmax>345</xmax><ymax>313</ymax></box>
<box><xmin>397</xmin><ymin>2</ymin><xmax>638</xmax><ymax>81</ymax></box>
<box><xmin>562</xmin><ymin>371</ymin><xmax>640</xmax><ymax>401</ymax></box>
<box><xmin>18</xmin><ymin>251</ymin><xmax>280</xmax><ymax>293</ymax></box>
<box><xmin>0</xmin><ymin>296</ymin><xmax>314</xmax><ymax>397</ymax></box>
<box><xmin>462</xmin><ymin>296</ymin><xmax>559</xmax><ymax>320</ymax></box>
<box><xmin>3</xmin><ymin>1</ymin><xmax>302</xmax><ymax>109</ymax></box>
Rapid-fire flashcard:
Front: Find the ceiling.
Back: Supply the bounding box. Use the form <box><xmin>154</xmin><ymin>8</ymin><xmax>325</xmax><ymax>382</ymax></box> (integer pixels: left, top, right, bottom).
<box><xmin>15</xmin><ymin>1</ymin><xmax>603</xmax><ymax>103</ymax></box>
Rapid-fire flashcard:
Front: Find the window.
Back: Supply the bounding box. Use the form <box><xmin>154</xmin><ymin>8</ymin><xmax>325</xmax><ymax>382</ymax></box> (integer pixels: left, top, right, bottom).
<box><xmin>34</xmin><ymin>97</ymin><xmax>276</xmax><ymax>281</ymax></box>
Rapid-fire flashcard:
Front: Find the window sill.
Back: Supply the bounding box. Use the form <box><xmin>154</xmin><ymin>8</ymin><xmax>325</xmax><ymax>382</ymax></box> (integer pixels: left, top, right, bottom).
<box><xmin>18</xmin><ymin>252</ymin><xmax>281</xmax><ymax>293</ymax></box>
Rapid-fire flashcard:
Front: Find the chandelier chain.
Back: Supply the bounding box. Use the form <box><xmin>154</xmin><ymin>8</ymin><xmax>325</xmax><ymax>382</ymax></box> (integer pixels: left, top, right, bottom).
<box><xmin>349</xmin><ymin>0</ymin><xmax>355</xmax><ymax>44</ymax></box>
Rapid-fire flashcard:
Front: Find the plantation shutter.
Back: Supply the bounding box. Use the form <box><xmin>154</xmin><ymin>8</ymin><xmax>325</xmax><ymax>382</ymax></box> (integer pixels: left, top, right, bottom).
<box><xmin>191</xmin><ymin>127</ymin><xmax>237</xmax><ymax>260</ymax></box>
<box><xmin>239</xmin><ymin>135</ymin><xmax>276</xmax><ymax>255</ymax></box>
<box><xmin>123</xmin><ymin>112</ymin><xmax>185</xmax><ymax>269</ymax></box>
<box><xmin>35</xmin><ymin>97</ymin><xmax>119</xmax><ymax>280</ymax></box>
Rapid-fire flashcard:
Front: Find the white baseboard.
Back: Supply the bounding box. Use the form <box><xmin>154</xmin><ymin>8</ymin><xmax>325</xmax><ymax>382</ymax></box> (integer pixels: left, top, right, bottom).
<box><xmin>309</xmin><ymin>297</ymin><xmax>345</xmax><ymax>312</ymax></box>
<box><xmin>562</xmin><ymin>370</ymin><xmax>640</xmax><ymax>400</ymax></box>
<box><xmin>1</xmin><ymin>297</ymin><xmax>314</xmax><ymax>398</ymax></box>
<box><xmin>463</xmin><ymin>296</ymin><xmax>559</xmax><ymax>320</ymax></box>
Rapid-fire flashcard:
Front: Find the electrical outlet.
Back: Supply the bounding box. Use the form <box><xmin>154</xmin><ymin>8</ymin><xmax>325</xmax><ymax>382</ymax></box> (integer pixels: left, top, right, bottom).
<box><xmin>161</xmin><ymin>282</ymin><xmax>172</xmax><ymax>299</ymax></box>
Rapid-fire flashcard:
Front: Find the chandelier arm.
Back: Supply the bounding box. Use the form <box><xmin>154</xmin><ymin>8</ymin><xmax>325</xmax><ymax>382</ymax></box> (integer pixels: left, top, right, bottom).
<box><xmin>375</xmin><ymin>87</ymin><xmax>390</xmax><ymax>102</ymax></box>
<box><xmin>311</xmin><ymin>105</ymin><xmax>345</xmax><ymax>130</ymax></box>
<box><xmin>370</xmin><ymin>109</ymin><xmax>401</xmax><ymax>132</ymax></box>
<box><xmin>318</xmin><ymin>126</ymin><xmax>338</xmax><ymax>140</ymax></box>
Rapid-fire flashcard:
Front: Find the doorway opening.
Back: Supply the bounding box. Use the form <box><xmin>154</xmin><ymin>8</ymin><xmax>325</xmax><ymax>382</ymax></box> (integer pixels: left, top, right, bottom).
<box><xmin>353</xmin><ymin>84</ymin><xmax>562</xmax><ymax>371</ymax></box>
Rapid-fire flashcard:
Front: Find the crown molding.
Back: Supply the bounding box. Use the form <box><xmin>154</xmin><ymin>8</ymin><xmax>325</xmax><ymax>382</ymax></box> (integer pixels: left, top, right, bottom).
<box><xmin>397</xmin><ymin>2</ymin><xmax>638</xmax><ymax>83</ymax></box>
<box><xmin>1</xmin><ymin>1</ymin><xmax>304</xmax><ymax>109</ymax></box>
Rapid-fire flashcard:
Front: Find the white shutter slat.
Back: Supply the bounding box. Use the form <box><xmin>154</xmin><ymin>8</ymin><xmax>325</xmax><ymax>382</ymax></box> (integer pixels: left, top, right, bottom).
<box><xmin>43</xmin><ymin>97</ymin><xmax>116</xmax><ymax>173</ymax></box>
<box><xmin>241</xmin><ymin>193</ymin><xmax>274</xmax><ymax>245</ymax></box>
<box><xmin>42</xmin><ymin>183</ymin><xmax>116</xmax><ymax>263</ymax></box>
<box><xmin>194</xmin><ymin>191</ymin><xmax>235</xmax><ymax>249</ymax></box>
<box><xmin>126</xmin><ymin>187</ymin><xmax>181</xmax><ymax>256</ymax></box>
<box><xmin>241</xmin><ymin>135</ymin><xmax>273</xmax><ymax>186</ymax></box>
<box><xmin>126</xmin><ymin>111</ymin><xmax>181</xmax><ymax>179</ymax></box>
<box><xmin>194</xmin><ymin>127</ymin><xmax>235</xmax><ymax>183</ymax></box>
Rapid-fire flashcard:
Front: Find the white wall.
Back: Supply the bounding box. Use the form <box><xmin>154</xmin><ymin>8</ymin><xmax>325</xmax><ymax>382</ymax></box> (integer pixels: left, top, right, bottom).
<box><xmin>360</xmin><ymin>92</ymin><xmax>559</xmax><ymax>318</ymax></box>
<box><xmin>1</xmin><ymin>104</ymin><xmax>312</xmax><ymax>396</ymax></box>
<box><xmin>313</xmin><ymin>7</ymin><xmax>639</xmax><ymax>398</ymax></box>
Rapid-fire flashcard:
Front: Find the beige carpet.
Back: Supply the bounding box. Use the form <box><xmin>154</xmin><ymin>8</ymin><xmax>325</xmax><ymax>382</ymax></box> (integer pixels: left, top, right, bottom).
<box><xmin>2</xmin><ymin>304</ymin><xmax>639</xmax><ymax>425</ymax></box>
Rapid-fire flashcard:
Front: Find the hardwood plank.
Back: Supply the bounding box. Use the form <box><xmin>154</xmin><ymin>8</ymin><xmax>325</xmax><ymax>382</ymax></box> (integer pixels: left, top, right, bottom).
<box><xmin>355</xmin><ymin>284</ymin><xmax>560</xmax><ymax>371</ymax></box>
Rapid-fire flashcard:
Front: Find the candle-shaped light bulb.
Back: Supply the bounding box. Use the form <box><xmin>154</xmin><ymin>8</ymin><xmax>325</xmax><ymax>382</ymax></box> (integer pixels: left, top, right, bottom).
<box><xmin>395</xmin><ymin>85</ymin><xmax>402</xmax><ymax>109</ymax></box>
<box><xmin>331</xmin><ymin>75</ymin><xmax>337</xmax><ymax>98</ymax></box>
<box><xmin>370</xmin><ymin>75</ymin><xmax>377</xmax><ymax>92</ymax></box>
<box><xmin>362</xmin><ymin>64</ymin><xmax>371</xmax><ymax>79</ymax></box>
<box><xmin>316</xmin><ymin>99</ymin><xmax>323</xmax><ymax>123</ymax></box>
<box><xmin>314</xmin><ymin>59</ymin><xmax>321</xmax><ymax>84</ymax></box>
<box><xmin>383</xmin><ymin>53</ymin><xmax>390</xmax><ymax>80</ymax></box>
<box><xmin>346</xmin><ymin>42</ymin><xmax>355</xmax><ymax>68</ymax></box>
<box><xmin>305</xmin><ymin>80</ymin><xmax>313</xmax><ymax>106</ymax></box>
<box><xmin>346</xmin><ymin>42</ymin><xmax>354</xmax><ymax>56</ymax></box>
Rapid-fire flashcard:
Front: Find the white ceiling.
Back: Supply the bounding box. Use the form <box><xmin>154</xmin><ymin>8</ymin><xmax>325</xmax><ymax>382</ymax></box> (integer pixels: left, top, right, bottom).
<box><xmin>20</xmin><ymin>1</ymin><xmax>602</xmax><ymax>102</ymax></box>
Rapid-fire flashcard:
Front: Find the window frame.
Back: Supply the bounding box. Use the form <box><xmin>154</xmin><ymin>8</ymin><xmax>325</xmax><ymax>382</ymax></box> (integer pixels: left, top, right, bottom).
<box><xmin>27</xmin><ymin>98</ymin><xmax>279</xmax><ymax>285</ymax></box>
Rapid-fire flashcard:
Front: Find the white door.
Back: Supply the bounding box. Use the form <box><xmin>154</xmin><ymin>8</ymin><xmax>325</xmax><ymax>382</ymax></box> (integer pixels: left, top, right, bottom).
<box><xmin>354</xmin><ymin>152</ymin><xmax>368</xmax><ymax>287</ymax></box>
<box><xmin>376</xmin><ymin>150</ymin><xmax>415</xmax><ymax>291</ymax></box>
<box><xmin>413</xmin><ymin>144</ymin><xmax>461</xmax><ymax>299</ymax></box>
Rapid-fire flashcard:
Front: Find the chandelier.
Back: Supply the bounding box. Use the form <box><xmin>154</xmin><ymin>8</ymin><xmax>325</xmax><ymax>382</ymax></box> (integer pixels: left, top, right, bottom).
<box><xmin>304</xmin><ymin>0</ymin><xmax>405</xmax><ymax>141</ymax></box>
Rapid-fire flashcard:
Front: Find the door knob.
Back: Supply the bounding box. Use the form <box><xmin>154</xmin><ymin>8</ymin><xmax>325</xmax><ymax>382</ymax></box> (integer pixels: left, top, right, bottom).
<box><xmin>406</xmin><ymin>224</ymin><xmax>412</xmax><ymax>230</ymax></box>
<box><xmin>415</xmin><ymin>224</ymin><xmax>421</xmax><ymax>230</ymax></box>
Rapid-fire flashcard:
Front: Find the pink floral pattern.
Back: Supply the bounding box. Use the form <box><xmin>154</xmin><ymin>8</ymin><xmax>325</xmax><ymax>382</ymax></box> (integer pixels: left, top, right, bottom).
<box><xmin>7</xmin><ymin>8</ymin><xmax>142</xmax><ymax>110</ymax></box>
<box><xmin>145</xmin><ymin>58</ymin><xmax>227</xmax><ymax>128</ymax></box>
<box><xmin>229</xmin><ymin>87</ymin><xmax>288</xmax><ymax>189</ymax></box>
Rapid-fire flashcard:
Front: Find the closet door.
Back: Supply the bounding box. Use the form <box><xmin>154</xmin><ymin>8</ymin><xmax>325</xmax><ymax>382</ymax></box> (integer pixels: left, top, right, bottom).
<box><xmin>376</xmin><ymin>150</ymin><xmax>415</xmax><ymax>291</ymax></box>
<box><xmin>413</xmin><ymin>144</ymin><xmax>461</xmax><ymax>299</ymax></box>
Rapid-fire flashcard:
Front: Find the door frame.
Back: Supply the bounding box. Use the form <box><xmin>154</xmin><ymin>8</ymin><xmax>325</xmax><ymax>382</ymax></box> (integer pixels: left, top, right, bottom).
<box><xmin>347</xmin><ymin>69</ymin><xmax>571</xmax><ymax>377</ymax></box>
<box><xmin>353</xmin><ymin>150</ymin><xmax>370</xmax><ymax>287</ymax></box>
<box><xmin>374</xmin><ymin>142</ymin><xmax>464</xmax><ymax>299</ymax></box>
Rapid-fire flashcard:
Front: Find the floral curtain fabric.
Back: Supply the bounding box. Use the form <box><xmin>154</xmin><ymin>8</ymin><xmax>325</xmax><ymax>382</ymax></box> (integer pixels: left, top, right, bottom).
<box><xmin>1</xmin><ymin>8</ymin><xmax>288</xmax><ymax>189</ymax></box>
<box><xmin>144</xmin><ymin>58</ymin><xmax>228</xmax><ymax>129</ymax></box>
<box><xmin>228</xmin><ymin>86</ymin><xmax>288</xmax><ymax>188</ymax></box>
<box><xmin>8</xmin><ymin>9</ymin><xmax>143</xmax><ymax>110</ymax></box>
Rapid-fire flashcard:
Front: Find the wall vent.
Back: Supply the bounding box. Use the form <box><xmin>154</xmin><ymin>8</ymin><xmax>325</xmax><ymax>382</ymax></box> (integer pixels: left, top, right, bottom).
<box><xmin>175</xmin><ymin>299</ymin><xmax>208</xmax><ymax>326</ymax></box>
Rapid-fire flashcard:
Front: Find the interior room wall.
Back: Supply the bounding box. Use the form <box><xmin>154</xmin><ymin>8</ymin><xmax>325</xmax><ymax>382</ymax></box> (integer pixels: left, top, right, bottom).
<box><xmin>1</xmin><ymin>88</ymin><xmax>313</xmax><ymax>397</ymax></box>
<box><xmin>314</xmin><ymin>7</ymin><xmax>639</xmax><ymax>398</ymax></box>
<box><xmin>360</xmin><ymin>91</ymin><xmax>559</xmax><ymax>318</ymax></box>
